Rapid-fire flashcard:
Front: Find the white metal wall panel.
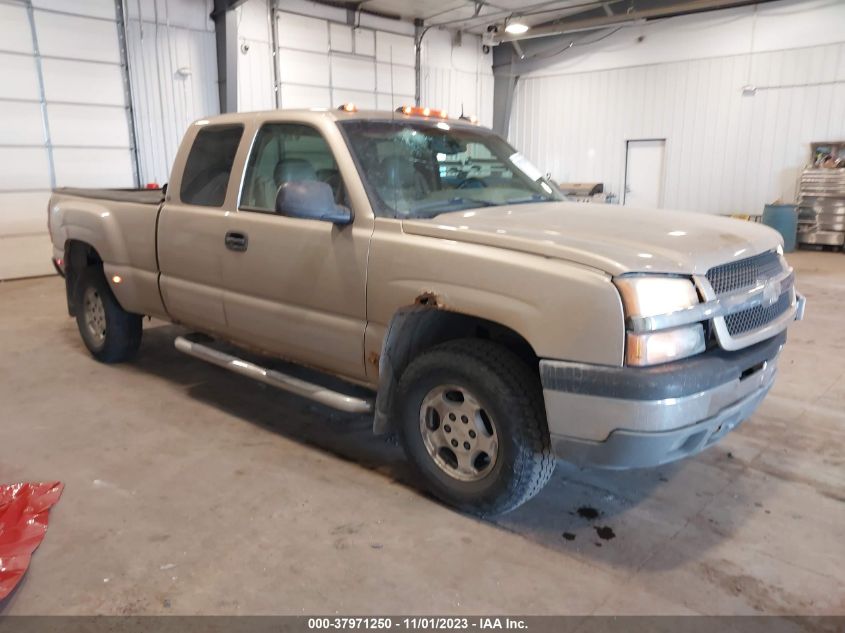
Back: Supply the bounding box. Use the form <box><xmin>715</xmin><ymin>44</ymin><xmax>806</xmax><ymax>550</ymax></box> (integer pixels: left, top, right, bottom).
<box><xmin>53</xmin><ymin>148</ymin><xmax>135</xmax><ymax>188</ymax></box>
<box><xmin>240</xmin><ymin>2</ymin><xmax>490</xmax><ymax>122</ymax></box>
<box><xmin>125</xmin><ymin>0</ymin><xmax>219</xmax><ymax>185</ymax></box>
<box><xmin>238</xmin><ymin>41</ymin><xmax>276</xmax><ymax>112</ymax></box>
<box><xmin>32</xmin><ymin>0</ymin><xmax>116</xmax><ymax>19</ymax></box>
<box><xmin>0</xmin><ymin>101</ymin><xmax>45</xmax><ymax>145</ymax></box>
<box><xmin>34</xmin><ymin>11</ymin><xmax>121</xmax><ymax>62</ymax></box>
<box><xmin>332</xmin><ymin>90</ymin><xmax>377</xmax><ymax>110</ymax></box>
<box><xmin>0</xmin><ymin>148</ymin><xmax>51</xmax><ymax>191</ymax></box>
<box><xmin>0</xmin><ymin>1</ymin><xmax>136</xmax><ymax>279</ymax></box>
<box><xmin>279</xmin><ymin>85</ymin><xmax>331</xmax><ymax>109</ymax></box>
<box><xmin>127</xmin><ymin>0</ymin><xmax>214</xmax><ymax>31</ymax></box>
<box><xmin>375</xmin><ymin>31</ymin><xmax>414</xmax><ymax>67</ymax></box>
<box><xmin>273</xmin><ymin>9</ymin><xmax>416</xmax><ymax>112</ymax></box>
<box><xmin>237</xmin><ymin>0</ymin><xmax>275</xmax><ymax>112</ymax></box>
<box><xmin>376</xmin><ymin>62</ymin><xmax>414</xmax><ymax>99</ymax></box>
<box><xmin>0</xmin><ymin>192</ymin><xmax>52</xmax><ymax>235</ymax></box>
<box><xmin>420</xmin><ymin>29</ymin><xmax>494</xmax><ymax>126</ymax></box>
<box><xmin>355</xmin><ymin>29</ymin><xmax>374</xmax><ymax>56</ymax></box>
<box><xmin>41</xmin><ymin>59</ymin><xmax>127</xmax><ymax>105</ymax></box>
<box><xmin>277</xmin><ymin>12</ymin><xmax>328</xmax><ymax>52</ymax></box>
<box><xmin>0</xmin><ymin>234</ymin><xmax>55</xmax><ymax>280</ymax></box>
<box><xmin>331</xmin><ymin>56</ymin><xmax>376</xmax><ymax>91</ymax></box>
<box><xmin>48</xmin><ymin>103</ymin><xmax>132</xmax><ymax>147</ymax></box>
<box><xmin>376</xmin><ymin>93</ymin><xmax>397</xmax><ymax>111</ymax></box>
<box><xmin>510</xmin><ymin>42</ymin><xmax>845</xmax><ymax>215</ymax></box>
<box><xmin>0</xmin><ymin>3</ymin><xmax>37</xmax><ymax>53</ymax></box>
<box><xmin>0</xmin><ymin>54</ymin><xmax>40</xmax><ymax>100</ymax></box>
<box><xmin>329</xmin><ymin>23</ymin><xmax>352</xmax><ymax>53</ymax></box>
<box><xmin>509</xmin><ymin>0</ymin><xmax>845</xmax><ymax>215</ymax></box>
<box><xmin>277</xmin><ymin>48</ymin><xmax>330</xmax><ymax>86</ymax></box>
<box><xmin>0</xmin><ymin>3</ymin><xmax>49</xmax><ymax>280</ymax></box>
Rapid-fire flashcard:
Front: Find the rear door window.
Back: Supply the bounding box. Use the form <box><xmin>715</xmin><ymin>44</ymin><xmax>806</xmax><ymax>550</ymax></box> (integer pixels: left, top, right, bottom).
<box><xmin>180</xmin><ymin>124</ymin><xmax>244</xmax><ymax>207</ymax></box>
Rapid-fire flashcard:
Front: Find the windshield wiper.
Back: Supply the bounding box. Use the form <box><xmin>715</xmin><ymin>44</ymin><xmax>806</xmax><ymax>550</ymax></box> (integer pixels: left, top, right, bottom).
<box><xmin>505</xmin><ymin>194</ymin><xmax>551</xmax><ymax>205</ymax></box>
<box><xmin>411</xmin><ymin>197</ymin><xmax>499</xmax><ymax>216</ymax></box>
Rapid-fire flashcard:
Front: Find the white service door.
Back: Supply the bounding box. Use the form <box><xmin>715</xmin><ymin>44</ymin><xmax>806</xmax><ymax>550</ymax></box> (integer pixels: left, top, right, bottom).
<box><xmin>624</xmin><ymin>139</ymin><xmax>665</xmax><ymax>209</ymax></box>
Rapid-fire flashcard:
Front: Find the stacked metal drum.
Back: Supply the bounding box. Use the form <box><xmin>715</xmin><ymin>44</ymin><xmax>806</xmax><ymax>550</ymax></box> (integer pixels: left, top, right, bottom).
<box><xmin>797</xmin><ymin>168</ymin><xmax>845</xmax><ymax>249</ymax></box>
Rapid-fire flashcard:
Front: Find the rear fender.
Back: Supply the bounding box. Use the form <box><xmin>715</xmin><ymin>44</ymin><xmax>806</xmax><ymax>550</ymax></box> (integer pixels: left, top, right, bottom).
<box><xmin>52</xmin><ymin>198</ymin><xmax>131</xmax><ymax>266</ymax></box>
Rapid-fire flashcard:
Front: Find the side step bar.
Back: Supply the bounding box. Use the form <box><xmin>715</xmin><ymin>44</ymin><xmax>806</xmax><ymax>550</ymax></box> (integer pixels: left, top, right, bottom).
<box><xmin>174</xmin><ymin>336</ymin><xmax>374</xmax><ymax>414</ymax></box>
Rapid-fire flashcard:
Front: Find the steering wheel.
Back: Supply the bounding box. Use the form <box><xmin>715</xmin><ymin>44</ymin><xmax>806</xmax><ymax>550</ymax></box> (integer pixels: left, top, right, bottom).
<box><xmin>456</xmin><ymin>177</ymin><xmax>488</xmax><ymax>189</ymax></box>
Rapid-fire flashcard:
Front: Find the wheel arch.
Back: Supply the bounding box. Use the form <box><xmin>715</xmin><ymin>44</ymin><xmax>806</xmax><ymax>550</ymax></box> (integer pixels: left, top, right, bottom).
<box><xmin>372</xmin><ymin>304</ymin><xmax>540</xmax><ymax>435</ymax></box>
<box><xmin>63</xmin><ymin>239</ymin><xmax>104</xmax><ymax>317</ymax></box>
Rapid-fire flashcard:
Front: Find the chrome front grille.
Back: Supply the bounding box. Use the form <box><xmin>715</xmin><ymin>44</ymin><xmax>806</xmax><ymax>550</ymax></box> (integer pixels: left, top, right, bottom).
<box><xmin>704</xmin><ymin>250</ymin><xmax>794</xmax><ymax>344</ymax></box>
<box><xmin>706</xmin><ymin>250</ymin><xmax>783</xmax><ymax>295</ymax></box>
<box><xmin>724</xmin><ymin>290</ymin><xmax>791</xmax><ymax>336</ymax></box>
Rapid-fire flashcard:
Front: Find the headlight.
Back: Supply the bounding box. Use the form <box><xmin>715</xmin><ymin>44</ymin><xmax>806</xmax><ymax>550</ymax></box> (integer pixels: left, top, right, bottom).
<box><xmin>626</xmin><ymin>325</ymin><xmax>705</xmax><ymax>366</ymax></box>
<box><xmin>615</xmin><ymin>276</ymin><xmax>699</xmax><ymax>318</ymax></box>
<box><xmin>615</xmin><ymin>276</ymin><xmax>705</xmax><ymax>366</ymax></box>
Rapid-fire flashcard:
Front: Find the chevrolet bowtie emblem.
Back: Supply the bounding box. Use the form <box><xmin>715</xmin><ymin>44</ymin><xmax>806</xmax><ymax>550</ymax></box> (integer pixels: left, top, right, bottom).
<box><xmin>760</xmin><ymin>277</ymin><xmax>781</xmax><ymax>307</ymax></box>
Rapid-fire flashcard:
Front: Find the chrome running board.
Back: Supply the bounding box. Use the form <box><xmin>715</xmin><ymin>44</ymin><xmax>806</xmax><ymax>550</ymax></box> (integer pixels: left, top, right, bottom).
<box><xmin>174</xmin><ymin>336</ymin><xmax>374</xmax><ymax>414</ymax></box>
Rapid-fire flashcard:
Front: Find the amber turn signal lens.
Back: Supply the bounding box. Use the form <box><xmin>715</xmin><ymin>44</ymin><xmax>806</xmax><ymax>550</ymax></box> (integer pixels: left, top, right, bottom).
<box><xmin>396</xmin><ymin>105</ymin><xmax>448</xmax><ymax>119</ymax></box>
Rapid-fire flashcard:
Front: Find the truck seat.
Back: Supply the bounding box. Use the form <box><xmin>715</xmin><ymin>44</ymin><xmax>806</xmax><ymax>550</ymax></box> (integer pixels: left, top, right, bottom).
<box><xmin>274</xmin><ymin>158</ymin><xmax>317</xmax><ymax>184</ymax></box>
<box><xmin>378</xmin><ymin>157</ymin><xmax>430</xmax><ymax>213</ymax></box>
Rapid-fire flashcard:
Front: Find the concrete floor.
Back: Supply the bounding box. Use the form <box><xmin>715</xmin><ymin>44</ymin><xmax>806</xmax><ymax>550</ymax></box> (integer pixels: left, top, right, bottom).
<box><xmin>0</xmin><ymin>251</ymin><xmax>843</xmax><ymax>616</ymax></box>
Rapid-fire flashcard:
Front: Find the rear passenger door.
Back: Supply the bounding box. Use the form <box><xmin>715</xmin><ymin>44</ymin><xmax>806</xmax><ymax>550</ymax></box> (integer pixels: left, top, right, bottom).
<box><xmin>158</xmin><ymin>123</ymin><xmax>244</xmax><ymax>334</ymax></box>
<box><xmin>220</xmin><ymin>121</ymin><xmax>370</xmax><ymax>382</ymax></box>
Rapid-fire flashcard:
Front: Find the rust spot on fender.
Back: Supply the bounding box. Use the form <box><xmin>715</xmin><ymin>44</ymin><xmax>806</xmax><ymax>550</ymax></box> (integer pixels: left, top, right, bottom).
<box><xmin>368</xmin><ymin>351</ymin><xmax>380</xmax><ymax>367</ymax></box>
<box><xmin>415</xmin><ymin>291</ymin><xmax>443</xmax><ymax>308</ymax></box>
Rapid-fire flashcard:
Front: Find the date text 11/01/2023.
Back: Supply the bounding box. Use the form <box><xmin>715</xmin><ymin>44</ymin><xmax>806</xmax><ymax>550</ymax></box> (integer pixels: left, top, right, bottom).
<box><xmin>307</xmin><ymin>618</ymin><xmax>528</xmax><ymax>630</ymax></box>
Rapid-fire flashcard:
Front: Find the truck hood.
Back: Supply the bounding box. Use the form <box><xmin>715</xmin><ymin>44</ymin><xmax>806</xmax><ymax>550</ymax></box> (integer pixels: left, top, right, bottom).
<box><xmin>401</xmin><ymin>202</ymin><xmax>782</xmax><ymax>276</ymax></box>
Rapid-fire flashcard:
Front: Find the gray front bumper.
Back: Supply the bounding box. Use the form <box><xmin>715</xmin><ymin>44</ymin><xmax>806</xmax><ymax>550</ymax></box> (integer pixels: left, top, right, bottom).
<box><xmin>540</xmin><ymin>332</ymin><xmax>785</xmax><ymax>469</ymax></box>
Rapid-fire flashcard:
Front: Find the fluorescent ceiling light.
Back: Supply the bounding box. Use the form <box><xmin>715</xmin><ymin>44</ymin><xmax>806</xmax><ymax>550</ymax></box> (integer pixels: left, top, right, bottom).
<box><xmin>505</xmin><ymin>21</ymin><xmax>529</xmax><ymax>35</ymax></box>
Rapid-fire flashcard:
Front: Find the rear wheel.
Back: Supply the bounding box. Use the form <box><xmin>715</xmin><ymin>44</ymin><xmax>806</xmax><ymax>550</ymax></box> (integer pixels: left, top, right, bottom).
<box><xmin>395</xmin><ymin>339</ymin><xmax>554</xmax><ymax>516</ymax></box>
<box><xmin>75</xmin><ymin>268</ymin><xmax>142</xmax><ymax>363</ymax></box>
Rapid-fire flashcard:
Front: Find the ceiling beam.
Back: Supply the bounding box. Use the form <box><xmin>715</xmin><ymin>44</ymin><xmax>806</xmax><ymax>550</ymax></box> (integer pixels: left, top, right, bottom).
<box><xmin>499</xmin><ymin>0</ymin><xmax>773</xmax><ymax>42</ymax></box>
<box><xmin>210</xmin><ymin>0</ymin><xmax>250</xmax><ymax>19</ymax></box>
<box><xmin>426</xmin><ymin>0</ymin><xmax>621</xmax><ymax>32</ymax></box>
<box><xmin>210</xmin><ymin>0</ymin><xmax>244</xmax><ymax>113</ymax></box>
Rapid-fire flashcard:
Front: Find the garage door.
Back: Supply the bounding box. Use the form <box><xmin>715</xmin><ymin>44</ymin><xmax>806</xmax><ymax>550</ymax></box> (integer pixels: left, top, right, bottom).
<box><xmin>0</xmin><ymin>0</ymin><xmax>137</xmax><ymax>280</ymax></box>
<box><xmin>275</xmin><ymin>10</ymin><xmax>416</xmax><ymax>111</ymax></box>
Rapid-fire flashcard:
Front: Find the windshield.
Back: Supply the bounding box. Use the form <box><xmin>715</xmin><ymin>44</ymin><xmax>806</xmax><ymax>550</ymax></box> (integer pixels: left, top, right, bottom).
<box><xmin>339</xmin><ymin>120</ymin><xmax>562</xmax><ymax>219</ymax></box>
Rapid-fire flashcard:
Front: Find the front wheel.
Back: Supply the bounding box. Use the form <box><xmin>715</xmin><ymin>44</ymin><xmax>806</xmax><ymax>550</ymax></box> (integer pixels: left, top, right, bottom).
<box><xmin>395</xmin><ymin>339</ymin><xmax>554</xmax><ymax>516</ymax></box>
<box><xmin>74</xmin><ymin>268</ymin><xmax>142</xmax><ymax>363</ymax></box>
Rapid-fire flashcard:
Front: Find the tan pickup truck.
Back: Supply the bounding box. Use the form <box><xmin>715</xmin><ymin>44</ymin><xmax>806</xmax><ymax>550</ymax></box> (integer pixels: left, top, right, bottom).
<box><xmin>48</xmin><ymin>106</ymin><xmax>805</xmax><ymax>515</ymax></box>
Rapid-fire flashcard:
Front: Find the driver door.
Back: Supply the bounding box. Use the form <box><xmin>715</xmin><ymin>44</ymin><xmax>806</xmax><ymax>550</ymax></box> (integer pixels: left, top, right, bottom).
<box><xmin>220</xmin><ymin>122</ymin><xmax>370</xmax><ymax>382</ymax></box>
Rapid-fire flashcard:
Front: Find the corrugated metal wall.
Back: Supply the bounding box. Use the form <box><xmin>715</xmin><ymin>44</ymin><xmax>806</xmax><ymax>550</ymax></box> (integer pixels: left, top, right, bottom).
<box><xmin>421</xmin><ymin>29</ymin><xmax>494</xmax><ymax>127</ymax></box>
<box><xmin>125</xmin><ymin>0</ymin><xmax>219</xmax><ymax>185</ymax></box>
<box><xmin>237</xmin><ymin>0</ymin><xmax>275</xmax><ymax>112</ymax></box>
<box><xmin>509</xmin><ymin>0</ymin><xmax>845</xmax><ymax>215</ymax></box>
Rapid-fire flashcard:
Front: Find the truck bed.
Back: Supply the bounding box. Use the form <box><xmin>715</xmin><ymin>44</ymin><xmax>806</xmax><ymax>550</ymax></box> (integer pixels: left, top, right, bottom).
<box><xmin>53</xmin><ymin>187</ymin><xmax>165</xmax><ymax>205</ymax></box>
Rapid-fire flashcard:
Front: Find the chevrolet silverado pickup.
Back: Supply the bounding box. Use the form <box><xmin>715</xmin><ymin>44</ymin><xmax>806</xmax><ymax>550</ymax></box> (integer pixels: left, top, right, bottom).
<box><xmin>48</xmin><ymin>106</ymin><xmax>805</xmax><ymax>515</ymax></box>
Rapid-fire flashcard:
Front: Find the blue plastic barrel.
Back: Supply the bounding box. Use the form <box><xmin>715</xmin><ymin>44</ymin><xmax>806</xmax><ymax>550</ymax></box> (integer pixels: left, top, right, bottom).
<box><xmin>761</xmin><ymin>204</ymin><xmax>798</xmax><ymax>252</ymax></box>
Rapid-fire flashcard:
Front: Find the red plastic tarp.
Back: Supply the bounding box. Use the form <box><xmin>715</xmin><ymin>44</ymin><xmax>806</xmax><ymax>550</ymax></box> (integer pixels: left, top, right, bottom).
<box><xmin>0</xmin><ymin>481</ymin><xmax>63</xmax><ymax>600</ymax></box>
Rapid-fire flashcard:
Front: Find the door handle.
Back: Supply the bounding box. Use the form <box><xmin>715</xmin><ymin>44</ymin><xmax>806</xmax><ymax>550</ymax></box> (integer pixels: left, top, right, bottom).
<box><xmin>224</xmin><ymin>231</ymin><xmax>248</xmax><ymax>252</ymax></box>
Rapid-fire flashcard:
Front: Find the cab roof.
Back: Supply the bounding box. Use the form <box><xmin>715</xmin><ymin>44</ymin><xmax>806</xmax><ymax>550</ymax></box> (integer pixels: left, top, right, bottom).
<box><xmin>192</xmin><ymin>108</ymin><xmax>486</xmax><ymax>131</ymax></box>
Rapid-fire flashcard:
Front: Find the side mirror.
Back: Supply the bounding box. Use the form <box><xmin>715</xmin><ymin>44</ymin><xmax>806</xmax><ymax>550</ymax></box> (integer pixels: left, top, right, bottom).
<box><xmin>275</xmin><ymin>181</ymin><xmax>352</xmax><ymax>225</ymax></box>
